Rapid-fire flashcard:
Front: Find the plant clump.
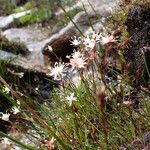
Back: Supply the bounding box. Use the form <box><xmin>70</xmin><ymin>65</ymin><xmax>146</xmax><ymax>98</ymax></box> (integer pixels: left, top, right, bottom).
<box><xmin>0</xmin><ymin>1</ymin><xmax>150</xmax><ymax>150</ymax></box>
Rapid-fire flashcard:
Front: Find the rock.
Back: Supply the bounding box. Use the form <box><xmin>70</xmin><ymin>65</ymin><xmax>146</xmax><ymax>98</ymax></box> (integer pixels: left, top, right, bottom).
<box><xmin>2</xmin><ymin>26</ymin><xmax>52</xmax><ymax>66</ymax></box>
<box><xmin>0</xmin><ymin>0</ymin><xmax>119</xmax><ymax>66</ymax></box>
<box><xmin>10</xmin><ymin>68</ymin><xmax>56</xmax><ymax>103</ymax></box>
<box><xmin>0</xmin><ymin>50</ymin><xmax>57</xmax><ymax>107</ymax></box>
<box><xmin>0</xmin><ymin>34</ymin><xmax>28</xmax><ymax>55</ymax></box>
<box><xmin>42</xmin><ymin>0</ymin><xmax>119</xmax><ymax>64</ymax></box>
<box><xmin>0</xmin><ymin>0</ymin><xmax>119</xmax><ymax>69</ymax></box>
<box><xmin>124</xmin><ymin>4</ymin><xmax>150</xmax><ymax>84</ymax></box>
<box><xmin>0</xmin><ymin>50</ymin><xmax>57</xmax><ymax>134</ymax></box>
<box><xmin>0</xmin><ymin>50</ymin><xmax>49</xmax><ymax>74</ymax></box>
<box><xmin>0</xmin><ymin>10</ymin><xmax>31</xmax><ymax>29</ymax></box>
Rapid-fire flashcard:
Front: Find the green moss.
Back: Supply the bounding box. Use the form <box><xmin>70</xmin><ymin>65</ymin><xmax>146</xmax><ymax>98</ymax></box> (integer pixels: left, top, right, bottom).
<box><xmin>14</xmin><ymin>8</ymin><xmax>52</xmax><ymax>25</ymax></box>
<box><xmin>0</xmin><ymin>35</ymin><xmax>28</xmax><ymax>55</ymax></box>
<box><xmin>13</xmin><ymin>2</ymin><xmax>31</xmax><ymax>13</ymax></box>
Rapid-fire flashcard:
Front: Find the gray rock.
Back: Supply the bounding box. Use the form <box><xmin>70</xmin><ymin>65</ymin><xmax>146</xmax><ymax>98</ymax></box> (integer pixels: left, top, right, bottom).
<box><xmin>2</xmin><ymin>26</ymin><xmax>52</xmax><ymax>66</ymax></box>
<box><xmin>0</xmin><ymin>10</ymin><xmax>31</xmax><ymax>29</ymax></box>
<box><xmin>42</xmin><ymin>0</ymin><xmax>119</xmax><ymax>63</ymax></box>
<box><xmin>0</xmin><ymin>50</ymin><xmax>49</xmax><ymax>74</ymax></box>
<box><xmin>0</xmin><ymin>0</ymin><xmax>119</xmax><ymax>71</ymax></box>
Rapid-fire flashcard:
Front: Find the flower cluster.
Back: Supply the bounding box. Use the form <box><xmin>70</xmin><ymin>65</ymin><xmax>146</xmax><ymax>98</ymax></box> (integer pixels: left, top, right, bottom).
<box><xmin>0</xmin><ymin>102</ymin><xmax>20</xmax><ymax>122</ymax></box>
<box><xmin>47</xmin><ymin>31</ymin><xmax>117</xmax><ymax>111</ymax></box>
<box><xmin>101</xmin><ymin>35</ymin><xmax>115</xmax><ymax>45</ymax></box>
<box><xmin>68</xmin><ymin>51</ymin><xmax>87</xmax><ymax>70</ymax></box>
<box><xmin>48</xmin><ymin>31</ymin><xmax>116</xmax><ymax>82</ymax></box>
<box><xmin>0</xmin><ymin>107</ymin><xmax>20</xmax><ymax>121</ymax></box>
<box><xmin>71</xmin><ymin>31</ymin><xmax>101</xmax><ymax>50</ymax></box>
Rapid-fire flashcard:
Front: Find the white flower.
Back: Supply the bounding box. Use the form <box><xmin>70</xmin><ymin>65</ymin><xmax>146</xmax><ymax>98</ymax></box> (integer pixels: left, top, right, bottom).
<box><xmin>69</xmin><ymin>51</ymin><xmax>87</xmax><ymax>70</ymax></box>
<box><xmin>17</xmin><ymin>100</ymin><xmax>20</xmax><ymax>105</ymax></box>
<box><xmin>66</xmin><ymin>93</ymin><xmax>77</xmax><ymax>106</ymax></box>
<box><xmin>17</xmin><ymin>72</ymin><xmax>24</xmax><ymax>78</ymax></box>
<box><xmin>11</xmin><ymin>106</ymin><xmax>20</xmax><ymax>115</ymax></box>
<box><xmin>91</xmin><ymin>32</ymin><xmax>101</xmax><ymax>41</ymax></box>
<box><xmin>48</xmin><ymin>45</ymin><xmax>53</xmax><ymax>52</ymax></box>
<box><xmin>71</xmin><ymin>51</ymin><xmax>83</xmax><ymax>59</ymax></box>
<box><xmin>83</xmin><ymin>36</ymin><xmax>96</xmax><ymax>49</ymax></box>
<box><xmin>0</xmin><ymin>112</ymin><xmax>10</xmax><ymax>121</ymax></box>
<box><xmin>4</xmin><ymin>86</ymin><xmax>10</xmax><ymax>94</ymax></box>
<box><xmin>1</xmin><ymin>137</ymin><xmax>11</xmax><ymax>145</ymax></box>
<box><xmin>48</xmin><ymin>62</ymin><xmax>66</xmax><ymax>80</ymax></box>
<box><xmin>123</xmin><ymin>101</ymin><xmax>132</xmax><ymax>106</ymax></box>
<box><xmin>29</xmin><ymin>48</ymin><xmax>33</xmax><ymax>52</ymax></box>
<box><xmin>101</xmin><ymin>35</ymin><xmax>115</xmax><ymax>45</ymax></box>
<box><xmin>70</xmin><ymin>36</ymin><xmax>80</xmax><ymax>46</ymax></box>
<box><xmin>35</xmin><ymin>87</ymin><xmax>39</xmax><ymax>91</ymax></box>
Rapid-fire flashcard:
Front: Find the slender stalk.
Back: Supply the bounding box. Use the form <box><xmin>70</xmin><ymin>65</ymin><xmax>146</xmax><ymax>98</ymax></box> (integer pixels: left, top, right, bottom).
<box><xmin>143</xmin><ymin>52</ymin><xmax>150</xmax><ymax>79</ymax></box>
<box><xmin>59</xmin><ymin>3</ymin><xmax>84</xmax><ymax>37</ymax></box>
<box><xmin>80</xmin><ymin>0</ymin><xmax>95</xmax><ymax>31</ymax></box>
<box><xmin>87</xmin><ymin>0</ymin><xmax>109</xmax><ymax>33</ymax></box>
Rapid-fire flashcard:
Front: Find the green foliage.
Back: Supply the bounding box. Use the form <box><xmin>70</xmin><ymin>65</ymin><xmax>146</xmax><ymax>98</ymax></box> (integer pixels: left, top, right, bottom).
<box><xmin>13</xmin><ymin>2</ymin><xmax>32</xmax><ymax>13</ymax></box>
<box><xmin>14</xmin><ymin>2</ymin><xmax>80</xmax><ymax>26</ymax></box>
<box><xmin>15</xmin><ymin>8</ymin><xmax>52</xmax><ymax>25</ymax></box>
<box><xmin>0</xmin><ymin>0</ymin><xmax>79</xmax><ymax>26</ymax></box>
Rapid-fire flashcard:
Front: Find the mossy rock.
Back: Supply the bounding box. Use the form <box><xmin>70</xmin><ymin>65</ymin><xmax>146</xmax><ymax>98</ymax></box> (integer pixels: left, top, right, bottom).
<box><xmin>124</xmin><ymin>4</ymin><xmax>150</xmax><ymax>85</ymax></box>
<box><xmin>0</xmin><ymin>34</ymin><xmax>29</xmax><ymax>55</ymax></box>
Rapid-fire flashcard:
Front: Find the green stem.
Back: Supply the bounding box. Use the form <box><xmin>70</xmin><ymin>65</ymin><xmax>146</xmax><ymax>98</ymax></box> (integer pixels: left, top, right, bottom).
<box><xmin>59</xmin><ymin>3</ymin><xmax>84</xmax><ymax>37</ymax></box>
<box><xmin>80</xmin><ymin>0</ymin><xmax>95</xmax><ymax>31</ymax></box>
<box><xmin>0</xmin><ymin>76</ymin><xmax>70</xmax><ymax>150</ymax></box>
<box><xmin>143</xmin><ymin>52</ymin><xmax>150</xmax><ymax>79</ymax></box>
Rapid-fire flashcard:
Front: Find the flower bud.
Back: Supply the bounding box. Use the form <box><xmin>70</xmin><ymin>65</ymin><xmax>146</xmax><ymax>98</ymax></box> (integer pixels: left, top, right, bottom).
<box><xmin>97</xmin><ymin>85</ymin><xmax>106</xmax><ymax>110</ymax></box>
